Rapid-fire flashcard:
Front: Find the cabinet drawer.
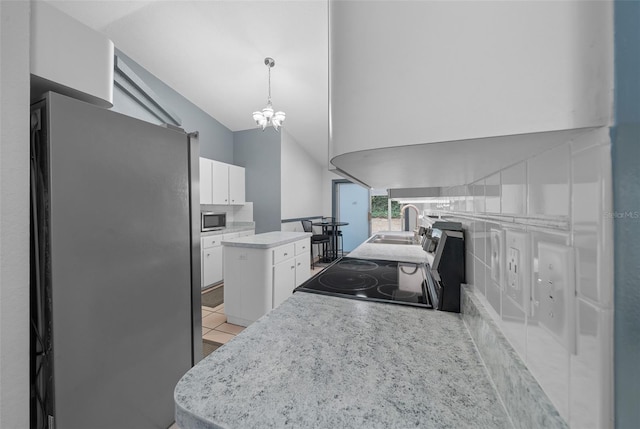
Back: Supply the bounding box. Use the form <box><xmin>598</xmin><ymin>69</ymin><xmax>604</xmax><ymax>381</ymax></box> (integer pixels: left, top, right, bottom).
<box><xmin>273</xmin><ymin>243</ymin><xmax>295</xmax><ymax>265</ymax></box>
<box><xmin>201</xmin><ymin>235</ymin><xmax>223</xmax><ymax>249</ymax></box>
<box><xmin>223</xmin><ymin>232</ymin><xmax>241</xmax><ymax>240</ymax></box>
<box><xmin>295</xmin><ymin>239</ymin><xmax>310</xmax><ymax>256</ymax></box>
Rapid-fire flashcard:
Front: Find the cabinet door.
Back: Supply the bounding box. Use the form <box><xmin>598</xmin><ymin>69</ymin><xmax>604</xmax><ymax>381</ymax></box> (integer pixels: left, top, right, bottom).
<box><xmin>201</xmin><ymin>235</ymin><xmax>222</xmax><ymax>249</ymax></box>
<box><xmin>211</xmin><ymin>161</ymin><xmax>229</xmax><ymax>205</ymax></box>
<box><xmin>295</xmin><ymin>239</ymin><xmax>310</xmax><ymax>256</ymax></box>
<box><xmin>295</xmin><ymin>253</ymin><xmax>311</xmax><ymax>287</ymax></box>
<box><xmin>273</xmin><ymin>260</ymin><xmax>296</xmax><ymax>308</ymax></box>
<box><xmin>199</xmin><ymin>158</ymin><xmax>213</xmax><ymax>204</ymax></box>
<box><xmin>202</xmin><ymin>246</ymin><xmax>223</xmax><ymax>288</ymax></box>
<box><xmin>228</xmin><ymin>164</ymin><xmax>245</xmax><ymax>205</ymax></box>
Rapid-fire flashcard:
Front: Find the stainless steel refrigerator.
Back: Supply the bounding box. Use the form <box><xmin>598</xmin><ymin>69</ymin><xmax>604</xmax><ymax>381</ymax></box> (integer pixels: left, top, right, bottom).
<box><xmin>30</xmin><ymin>91</ymin><xmax>201</xmax><ymax>429</ymax></box>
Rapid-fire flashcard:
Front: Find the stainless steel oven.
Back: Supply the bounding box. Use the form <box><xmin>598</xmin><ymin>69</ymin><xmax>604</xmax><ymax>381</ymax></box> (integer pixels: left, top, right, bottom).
<box><xmin>201</xmin><ymin>212</ymin><xmax>226</xmax><ymax>232</ymax></box>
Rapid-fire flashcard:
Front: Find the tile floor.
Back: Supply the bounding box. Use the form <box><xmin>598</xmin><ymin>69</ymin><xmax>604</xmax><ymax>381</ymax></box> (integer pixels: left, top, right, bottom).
<box><xmin>201</xmin><ymin>302</ymin><xmax>244</xmax><ymax>354</ymax></box>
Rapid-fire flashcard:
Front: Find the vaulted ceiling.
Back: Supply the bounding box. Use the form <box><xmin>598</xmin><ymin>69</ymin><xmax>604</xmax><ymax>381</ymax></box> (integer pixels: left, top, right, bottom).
<box><xmin>45</xmin><ymin>0</ymin><xmax>329</xmax><ymax>166</ymax></box>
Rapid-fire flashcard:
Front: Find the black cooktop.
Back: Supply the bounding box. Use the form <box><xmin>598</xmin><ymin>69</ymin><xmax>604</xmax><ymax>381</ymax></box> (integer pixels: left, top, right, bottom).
<box><xmin>295</xmin><ymin>257</ymin><xmax>436</xmax><ymax>308</ymax></box>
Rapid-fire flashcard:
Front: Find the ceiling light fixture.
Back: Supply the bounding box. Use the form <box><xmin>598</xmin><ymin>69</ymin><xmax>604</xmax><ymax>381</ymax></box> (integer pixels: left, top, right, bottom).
<box><xmin>252</xmin><ymin>57</ymin><xmax>286</xmax><ymax>131</ymax></box>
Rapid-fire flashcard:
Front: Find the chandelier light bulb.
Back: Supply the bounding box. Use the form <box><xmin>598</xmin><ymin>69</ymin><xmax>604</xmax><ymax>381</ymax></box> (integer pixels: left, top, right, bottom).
<box><xmin>262</xmin><ymin>105</ymin><xmax>274</xmax><ymax>120</ymax></box>
<box><xmin>251</xmin><ymin>57</ymin><xmax>285</xmax><ymax>132</ymax></box>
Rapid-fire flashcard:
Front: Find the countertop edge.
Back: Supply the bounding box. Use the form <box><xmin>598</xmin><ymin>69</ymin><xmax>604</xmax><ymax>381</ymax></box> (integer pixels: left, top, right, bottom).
<box><xmin>175</xmin><ymin>401</ymin><xmax>225</xmax><ymax>429</ymax></box>
<box><xmin>221</xmin><ymin>231</ymin><xmax>311</xmax><ymax>249</ymax></box>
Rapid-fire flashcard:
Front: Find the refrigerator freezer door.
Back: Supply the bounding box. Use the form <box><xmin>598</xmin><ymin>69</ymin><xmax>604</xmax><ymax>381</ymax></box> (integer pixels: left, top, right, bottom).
<box><xmin>45</xmin><ymin>92</ymin><xmax>192</xmax><ymax>428</ymax></box>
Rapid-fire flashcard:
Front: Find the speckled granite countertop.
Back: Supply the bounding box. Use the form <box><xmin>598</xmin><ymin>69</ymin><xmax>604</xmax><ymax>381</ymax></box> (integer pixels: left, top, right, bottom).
<box><xmin>200</xmin><ymin>222</ymin><xmax>255</xmax><ymax>237</ymax></box>
<box><xmin>174</xmin><ymin>292</ymin><xmax>512</xmax><ymax>429</ymax></box>
<box><xmin>221</xmin><ymin>231</ymin><xmax>311</xmax><ymax>249</ymax></box>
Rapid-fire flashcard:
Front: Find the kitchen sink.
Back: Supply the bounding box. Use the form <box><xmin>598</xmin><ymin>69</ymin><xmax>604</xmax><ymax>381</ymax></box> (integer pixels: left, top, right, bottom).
<box><xmin>367</xmin><ymin>234</ymin><xmax>421</xmax><ymax>245</ymax></box>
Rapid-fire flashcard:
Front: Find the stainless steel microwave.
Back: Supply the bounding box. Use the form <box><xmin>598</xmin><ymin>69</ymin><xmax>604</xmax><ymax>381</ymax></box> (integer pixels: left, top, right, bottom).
<box><xmin>201</xmin><ymin>212</ymin><xmax>226</xmax><ymax>231</ymax></box>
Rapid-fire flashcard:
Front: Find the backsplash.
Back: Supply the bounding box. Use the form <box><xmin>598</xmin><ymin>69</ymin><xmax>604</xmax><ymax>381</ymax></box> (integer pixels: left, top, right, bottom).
<box><xmin>421</xmin><ymin>127</ymin><xmax>613</xmax><ymax>428</ymax></box>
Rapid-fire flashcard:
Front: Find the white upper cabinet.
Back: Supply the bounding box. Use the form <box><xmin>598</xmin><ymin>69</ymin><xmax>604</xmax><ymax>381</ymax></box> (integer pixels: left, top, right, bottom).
<box><xmin>31</xmin><ymin>1</ymin><xmax>114</xmax><ymax>107</ymax></box>
<box><xmin>211</xmin><ymin>160</ymin><xmax>230</xmax><ymax>205</ymax></box>
<box><xmin>328</xmin><ymin>1</ymin><xmax>613</xmax><ymax>188</ymax></box>
<box><xmin>228</xmin><ymin>164</ymin><xmax>245</xmax><ymax>205</ymax></box>
<box><xmin>200</xmin><ymin>158</ymin><xmax>245</xmax><ymax>205</ymax></box>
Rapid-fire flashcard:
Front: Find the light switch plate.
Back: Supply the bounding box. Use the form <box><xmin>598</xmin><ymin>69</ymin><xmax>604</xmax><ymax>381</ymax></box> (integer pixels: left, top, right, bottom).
<box><xmin>536</xmin><ymin>241</ymin><xmax>575</xmax><ymax>353</ymax></box>
<box><xmin>505</xmin><ymin>230</ymin><xmax>530</xmax><ymax>312</ymax></box>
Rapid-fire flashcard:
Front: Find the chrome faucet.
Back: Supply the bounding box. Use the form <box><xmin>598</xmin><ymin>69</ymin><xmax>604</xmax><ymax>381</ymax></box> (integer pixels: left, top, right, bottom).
<box><xmin>400</xmin><ymin>204</ymin><xmax>421</xmax><ymax>238</ymax></box>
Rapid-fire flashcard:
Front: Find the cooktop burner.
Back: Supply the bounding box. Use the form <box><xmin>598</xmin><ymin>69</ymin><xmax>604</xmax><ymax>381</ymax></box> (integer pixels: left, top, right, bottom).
<box><xmin>336</xmin><ymin>259</ymin><xmax>379</xmax><ymax>271</ymax></box>
<box><xmin>295</xmin><ymin>257</ymin><xmax>434</xmax><ymax>309</ymax></box>
<box><xmin>318</xmin><ymin>272</ymin><xmax>379</xmax><ymax>291</ymax></box>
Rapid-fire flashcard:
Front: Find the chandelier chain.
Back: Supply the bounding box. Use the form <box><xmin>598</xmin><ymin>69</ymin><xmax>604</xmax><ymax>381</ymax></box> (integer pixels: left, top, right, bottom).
<box><xmin>267</xmin><ymin>64</ymin><xmax>272</xmax><ymax>105</ymax></box>
<box><xmin>252</xmin><ymin>56</ymin><xmax>285</xmax><ymax>131</ymax></box>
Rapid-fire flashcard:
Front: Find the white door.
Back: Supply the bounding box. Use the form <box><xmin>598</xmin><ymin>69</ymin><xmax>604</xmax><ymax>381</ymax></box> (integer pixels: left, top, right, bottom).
<box><xmin>211</xmin><ymin>161</ymin><xmax>229</xmax><ymax>205</ymax></box>
<box><xmin>335</xmin><ymin>181</ymin><xmax>370</xmax><ymax>252</ymax></box>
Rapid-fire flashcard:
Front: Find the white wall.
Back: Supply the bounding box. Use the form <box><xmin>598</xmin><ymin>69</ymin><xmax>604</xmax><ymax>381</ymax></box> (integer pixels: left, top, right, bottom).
<box><xmin>0</xmin><ymin>1</ymin><xmax>30</xmax><ymax>427</ymax></box>
<box><xmin>280</xmin><ymin>130</ymin><xmax>324</xmax><ymax>232</ymax></box>
<box><xmin>432</xmin><ymin>128</ymin><xmax>613</xmax><ymax>429</ymax></box>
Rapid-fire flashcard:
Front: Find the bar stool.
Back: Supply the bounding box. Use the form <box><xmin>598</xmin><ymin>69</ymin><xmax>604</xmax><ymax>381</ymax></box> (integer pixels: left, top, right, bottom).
<box><xmin>322</xmin><ymin>217</ymin><xmax>343</xmax><ymax>258</ymax></box>
<box><xmin>301</xmin><ymin>220</ymin><xmax>330</xmax><ymax>269</ymax></box>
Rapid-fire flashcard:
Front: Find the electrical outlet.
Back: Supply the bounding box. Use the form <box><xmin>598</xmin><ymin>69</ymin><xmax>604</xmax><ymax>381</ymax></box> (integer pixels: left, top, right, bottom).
<box><xmin>490</xmin><ymin>229</ymin><xmax>504</xmax><ymax>288</ymax></box>
<box><xmin>536</xmin><ymin>241</ymin><xmax>575</xmax><ymax>352</ymax></box>
<box><xmin>507</xmin><ymin>247</ymin><xmax>520</xmax><ymax>290</ymax></box>
<box><xmin>505</xmin><ymin>230</ymin><xmax>530</xmax><ymax>312</ymax></box>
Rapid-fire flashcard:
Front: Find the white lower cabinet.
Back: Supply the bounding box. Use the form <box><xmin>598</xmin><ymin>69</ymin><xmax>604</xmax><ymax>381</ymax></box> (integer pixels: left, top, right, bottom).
<box><xmin>294</xmin><ymin>240</ymin><xmax>311</xmax><ymax>287</ymax></box>
<box><xmin>273</xmin><ymin>259</ymin><xmax>296</xmax><ymax>308</ymax></box>
<box><xmin>203</xmin><ymin>246</ymin><xmax>223</xmax><ymax>287</ymax></box>
<box><xmin>224</xmin><ymin>236</ymin><xmax>311</xmax><ymax>327</ymax></box>
<box><xmin>201</xmin><ymin>236</ymin><xmax>223</xmax><ymax>288</ymax></box>
<box><xmin>201</xmin><ymin>229</ymin><xmax>254</xmax><ymax>289</ymax></box>
<box><xmin>295</xmin><ymin>254</ymin><xmax>310</xmax><ymax>287</ymax></box>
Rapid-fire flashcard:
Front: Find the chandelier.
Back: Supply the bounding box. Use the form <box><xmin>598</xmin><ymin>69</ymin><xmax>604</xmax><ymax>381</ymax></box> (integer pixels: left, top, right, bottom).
<box><xmin>252</xmin><ymin>57</ymin><xmax>286</xmax><ymax>131</ymax></box>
